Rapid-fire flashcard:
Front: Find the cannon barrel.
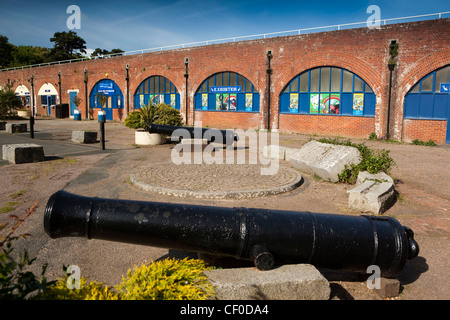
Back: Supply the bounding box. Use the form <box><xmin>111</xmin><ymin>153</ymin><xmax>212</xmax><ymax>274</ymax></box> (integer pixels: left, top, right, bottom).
<box><xmin>148</xmin><ymin>123</ymin><xmax>239</xmax><ymax>145</ymax></box>
<box><xmin>44</xmin><ymin>190</ymin><xmax>419</xmax><ymax>277</ymax></box>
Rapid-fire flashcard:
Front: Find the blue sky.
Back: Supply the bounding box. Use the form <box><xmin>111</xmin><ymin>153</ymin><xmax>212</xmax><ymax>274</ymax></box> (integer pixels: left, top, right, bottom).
<box><xmin>0</xmin><ymin>0</ymin><xmax>448</xmax><ymax>56</ymax></box>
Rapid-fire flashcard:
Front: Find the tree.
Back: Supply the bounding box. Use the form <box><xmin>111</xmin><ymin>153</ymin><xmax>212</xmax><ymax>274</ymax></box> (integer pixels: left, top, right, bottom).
<box><xmin>0</xmin><ymin>35</ymin><xmax>13</xmax><ymax>69</ymax></box>
<box><xmin>49</xmin><ymin>31</ymin><xmax>87</xmax><ymax>61</ymax></box>
<box><xmin>9</xmin><ymin>46</ymin><xmax>51</xmax><ymax>67</ymax></box>
<box><xmin>91</xmin><ymin>48</ymin><xmax>124</xmax><ymax>58</ymax></box>
<box><xmin>0</xmin><ymin>84</ymin><xmax>23</xmax><ymax>118</ymax></box>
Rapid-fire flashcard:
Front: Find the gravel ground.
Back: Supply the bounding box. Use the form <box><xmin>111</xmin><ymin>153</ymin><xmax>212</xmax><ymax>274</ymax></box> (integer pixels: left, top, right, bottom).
<box><xmin>0</xmin><ymin>118</ymin><xmax>448</xmax><ymax>300</ymax></box>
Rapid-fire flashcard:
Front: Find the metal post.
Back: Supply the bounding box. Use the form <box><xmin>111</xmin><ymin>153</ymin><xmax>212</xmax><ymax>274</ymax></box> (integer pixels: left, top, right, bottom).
<box><xmin>126</xmin><ymin>64</ymin><xmax>130</xmax><ymax>116</ymax></box>
<box><xmin>266</xmin><ymin>51</ymin><xmax>273</xmax><ymax>130</ymax></box>
<box><xmin>84</xmin><ymin>68</ymin><xmax>89</xmax><ymax>120</ymax></box>
<box><xmin>30</xmin><ymin>74</ymin><xmax>34</xmax><ymax>139</ymax></box>
<box><xmin>386</xmin><ymin>63</ymin><xmax>394</xmax><ymax>140</ymax></box>
<box><xmin>100</xmin><ymin>120</ymin><xmax>105</xmax><ymax>150</ymax></box>
<box><xmin>58</xmin><ymin>71</ymin><xmax>62</xmax><ymax>104</ymax></box>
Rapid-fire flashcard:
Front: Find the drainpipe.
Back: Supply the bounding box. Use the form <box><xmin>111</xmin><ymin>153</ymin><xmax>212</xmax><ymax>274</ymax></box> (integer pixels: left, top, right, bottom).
<box><xmin>58</xmin><ymin>71</ymin><xmax>62</xmax><ymax>104</ymax></box>
<box><xmin>184</xmin><ymin>58</ymin><xmax>189</xmax><ymax>125</ymax></box>
<box><xmin>126</xmin><ymin>64</ymin><xmax>130</xmax><ymax>116</ymax></box>
<box><xmin>386</xmin><ymin>62</ymin><xmax>395</xmax><ymax>140</ymax></box>
<box><xmin>84</xmin><ymin>68</ymin><xmax>89</xmax><ymax>120</ymax></box>
<box><xmin>266</xmin><ymin>51</ymin><xmax>273</xmax><ymax>130</ymax></box>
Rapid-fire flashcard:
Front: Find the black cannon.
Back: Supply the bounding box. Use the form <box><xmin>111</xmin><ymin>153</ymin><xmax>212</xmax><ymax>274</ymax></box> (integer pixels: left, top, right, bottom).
<box><xmin>44</xmin><ymin>190</ymin><xmax>419</xmax><ymax>277</ymax></box>
<box><xmin>148</xmin><ymin>123</ymin><xmax>239</xmax><ymax>145</ymax></box>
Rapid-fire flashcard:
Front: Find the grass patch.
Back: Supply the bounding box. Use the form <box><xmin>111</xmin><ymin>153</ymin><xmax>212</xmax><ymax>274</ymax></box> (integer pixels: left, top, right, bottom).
<box><xmin>0</xmin><ymin>206</ymin><xmax>15</xmax><ymax>214</ymax></box>
<box><xmin>411</xmin><ymin>139</ymin><xmax>437</xmax><ymax>146</ymax></box>
<box><xmin>8</xmin><ymin>190</ymin><xmax>26</xmax><ymax>199</ymax></box>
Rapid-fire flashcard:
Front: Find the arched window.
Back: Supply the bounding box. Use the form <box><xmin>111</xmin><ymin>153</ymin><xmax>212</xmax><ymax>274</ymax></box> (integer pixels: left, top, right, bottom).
<box><xmin>404</xmin><ymin>65</ymin><xmax>450</xmax><ymax>119</ymax></box>
<box><xmin>194</xmin><ymin>72</ymin><xmax>260</xmax><ymax>112</ymax></box>
<box><xmin>90</xmin><ymin>79</ymin><xmax>124</xmax><ymax>121</ymax></box>
<box><xmin>134</xmin><ymin>75</ymin><xmax>180</xmax><ymax>109</ymax></box>
<box><xmin>280</xmin><ymin>67</ymin><xmax>375</xmax><ymax>116</ymax></box>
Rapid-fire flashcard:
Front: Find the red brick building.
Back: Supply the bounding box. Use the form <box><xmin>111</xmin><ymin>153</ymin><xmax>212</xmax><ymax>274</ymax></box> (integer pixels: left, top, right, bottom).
<box><xmin>1</xmin><ymin>18</ymin><xmax>449</xmax><ymax>143</ymax></box>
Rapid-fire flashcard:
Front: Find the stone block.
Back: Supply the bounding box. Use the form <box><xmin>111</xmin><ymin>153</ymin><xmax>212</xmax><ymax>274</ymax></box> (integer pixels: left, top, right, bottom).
<box><xmin>263</xmin><ymin>145</ymin><xmax>299</xmax><ymax>161</ymax></box>
<box><xmin>6</xmin><ymin>123</ymin><xmax>27</xmax><ymax>133</ymax></box>
<box><xmin>348</xmin><ymin>180</ymin><xmax>395</xmax><ymax>214</ymax></box>
<box><xmin>2</xmin><ymin>144</ymin><xmax>45</xmax><ymax>164</ymax></box>
<box><xmin>72</xmin><ymin>130</ymin><xmax>98</xmax><ymax>144</ymax></box>
<box><xmin>204</xmin><ymin>264</ymin><xmax>330</xmax><ymax>300</ymax></box>
<box><xmin>374</xmin><ymin>278</ymin><xmax>401</xmax><ymax>299</ymax></box>
<box><xmin>356</xmin><ymin>171</ymin><xmax>394</xmax><ymax>185</ymax></box>
<box><xmin>290</xmin><ymin>140</ymin><xmax>361</xmax><ymax>182</ymax></box>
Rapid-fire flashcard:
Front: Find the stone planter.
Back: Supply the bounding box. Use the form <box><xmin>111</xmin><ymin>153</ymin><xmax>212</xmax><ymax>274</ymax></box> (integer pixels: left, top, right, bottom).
<box><xmin>17</xmin><ymin>110</ymin><xmax>31</xmax><ymax>118</ymax></box>
<box><xmin>135</xmin><ymin>129</ymin><xmax>166</xmax><ymax>145</ymax></box>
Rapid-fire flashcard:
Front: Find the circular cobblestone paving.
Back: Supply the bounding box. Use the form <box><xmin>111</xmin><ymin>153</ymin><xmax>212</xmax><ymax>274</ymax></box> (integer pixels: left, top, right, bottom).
<box><xmin>130</xmin><ymin>163</ymin><xmax>303</xmax><ymax>199</ymax></box>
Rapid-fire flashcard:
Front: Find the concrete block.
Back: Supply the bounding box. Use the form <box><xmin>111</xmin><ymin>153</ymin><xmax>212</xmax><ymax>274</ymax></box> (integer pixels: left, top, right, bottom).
<box><xmin>348</xmin><ymin>180</ymin><xmax>395</xmax><ymax>214</ymax></box>
<box><xmin>0</xmin><ymin>121</ymin><xmax>6</xmax><ymax>130</ymax></box>
<box><xmin>6</xmin><ymin>123</ymin><xmax>27</xmax><ymax>133</ymax></box>
<box><xmin>72</xmin><ymin>130</ymin><xmax>98</xmax><ymax>144</ymax></box>
<box><xmin>374</xmin><ymin>278</ymin><xmax>401</xmax><ymax>299</ymax></box>
<box><xmin>263</xmin><ymin>145</ymin><xmax>298</xmax><ymax>161</ymax></box>
<box><xmin>204</xmin><ymin>264</ymin><xmax>330</xmax><ymax>300</ymax></box>
<box><xmin>356</xmin><ymin>171</ymin><xmax>394</xmax><ymax>185</ymax></box>
<box><xmin>290</xmin><ymin>140</ymin><xmax>361</xmax><ymax>182</ymax></box>
<box><xmin>179</xmin><ymin>138</ymin><xmax>208</xmax><ymax>152</ymax></box>
<box><xmin>2</xmin><ymin>144</ymin><xmax>45</xmax><ymax>164</ymax></box>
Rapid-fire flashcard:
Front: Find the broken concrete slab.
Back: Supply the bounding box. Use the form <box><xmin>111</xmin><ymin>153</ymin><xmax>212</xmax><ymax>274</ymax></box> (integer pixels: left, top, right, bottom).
<box><xmin>263</xmin><ymin>145</ymin><xmax>298</xmax><ymax>161</ymax></box>
<box><xmin>2</xmin><ymin>143</ymin><xmax>45</xmax><ymax>164</ymax></box>
<box><xmin>290</xmin><ymin>140</ymin><xmax>361</xmax><ymax>182</ymax></box>
<box><xmin>205</xmin><ymin>264</ymin><xmax>330</xmax><ymax>300</ymax></box>
<box><xmin>348</xmin><ymin>180</ymin><xmax>395</xmax><ymax>215</ymax></box>
<box><xmin>357</xmin><ymin>171</ymin><xmax>394</xmax><ymax>185</ymax></box>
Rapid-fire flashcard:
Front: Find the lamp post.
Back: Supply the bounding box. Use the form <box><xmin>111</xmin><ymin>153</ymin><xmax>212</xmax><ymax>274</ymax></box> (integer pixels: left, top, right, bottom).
<box><xmin>266</xmin><ymin>51</ymin><xmax>273</xmax><ymax>130</ymax></box>
<box><xmin>58</xmin><ymin>71</ymin><xmax>62</xmax><ymax>104</ymax></box>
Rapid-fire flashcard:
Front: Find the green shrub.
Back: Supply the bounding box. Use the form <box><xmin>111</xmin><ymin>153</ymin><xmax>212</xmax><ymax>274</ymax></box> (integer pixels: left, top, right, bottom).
<box><xmin>116</xmin><ymin>258</ymin><xmax>214</xmax><ymax>300</ymax></box>
<box><xmin>411</xmin><ymin>139</ymin><xmax>437</xmax><ymax>146</ymax></box>
<box><xmin>124</xmin><ymin>103</ymin><xmax>183</xmax><ymax>130</ymax></box>
<box><xmin>37</xmin><ymin>258</ymin><xmax>214</xmax><ymax>300</ymax></box>
<box><xmin>317</xmin><ymin>138</ymin><xmax>396</xmax><ymax>184</ymax></box>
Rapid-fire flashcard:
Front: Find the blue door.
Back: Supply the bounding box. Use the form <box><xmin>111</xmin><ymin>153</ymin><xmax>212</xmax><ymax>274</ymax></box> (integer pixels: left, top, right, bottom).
<box><xmin>90</xmin><ymin>79</ymin><xmax>123</xmax><ymax>121</ymax></box>
<box><xmin>69</xmin><ymin>91</ymin><xmax>78</xmax><ymax>116</ymax></box>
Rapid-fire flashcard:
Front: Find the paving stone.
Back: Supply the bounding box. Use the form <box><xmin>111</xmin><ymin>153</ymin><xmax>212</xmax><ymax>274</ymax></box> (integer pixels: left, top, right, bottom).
<box><xmin>290</xmin><ymin>140</ymin><xmax>361</xmax><ymax>182</ymax></box>
<box><xmin>263</xmin><ymin>145</ymin><xmax>298</xmax><ymax>161</ymax></box>
<box><xmin>348</xmin><ymin>180</ymin><xmax>395</xmax><ymax>214</ymax></box>
<box><xmin>204</xmin><ymin>264</ymin><xmax>330</xmax><ymax>300</ymax></box>
<box><xmin>2</xmin><ymin>143</ymin><xmax>45</xmax><ymax>164</ymax></box>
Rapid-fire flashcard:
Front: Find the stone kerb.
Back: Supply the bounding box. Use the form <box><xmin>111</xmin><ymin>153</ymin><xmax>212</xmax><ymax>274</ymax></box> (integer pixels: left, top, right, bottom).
<box><xmin>289</xmin><ymin>140</ymin><xmax>361</xmax><ymax>182</ymax></box>
<box><xmin>2</xmin><ymin>143</ymin><xmax>45</xmax><ymax>164</ymax></box>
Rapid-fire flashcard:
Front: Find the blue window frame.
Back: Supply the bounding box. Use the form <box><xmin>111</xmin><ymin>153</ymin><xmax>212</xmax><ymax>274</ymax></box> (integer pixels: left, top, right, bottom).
<box><xmin>404</xmin><ymin>65</ymin><xmax>450</xmax><ymax>120</ymax></box>
<box><xmin>194</xmin><ymin>72</ymin><xmax>260</xmax><ymax>112</ymax></box>
<box><xmin>134</xmin><ymin>76</ymin><xmax>180</xmax><ymax>110</ymax></box>
<box><xmin>90</xmin><ymin>79</ymin><xmax>124</xmax><ymax>109</ymax></box>
<box><xmin>280</xmin><ymin>67</ymin><xmax>375</xmax><ymax>117</ymax></box>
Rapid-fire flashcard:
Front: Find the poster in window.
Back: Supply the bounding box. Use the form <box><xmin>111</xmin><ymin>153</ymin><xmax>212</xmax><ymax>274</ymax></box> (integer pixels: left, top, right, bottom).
<box><xmin>222</xmin><ymin>94</ymin><xmax>230</xmax><ymax>110</ymax></box>
<box><xmin>202</xmin><ymin>94</ymin><xmax>208</xmax><ymax>110</ymax></box>
<box><xmin>228</xmin><ymin>93</ymin><xmax>237</xmax><ymax>110</ymax></box>
<box><xmin>289</xmin><ymin>93</ymin><xmax>299</xmax><ymax>113</ymax></box>
<box><xmin>329</xmin><ymin>94</ymin><xmax>340</xmax><ymax>114</ymax></box>
<box><xmin>352</xmin><ymin>93</ymin><xmax>364</xmax><ymax>115</ymax></box>
<box><xmin>171</xmin><ymin>94</ymin><xmax>176</xmax><ymax>107</ymax></box>
<box><xmin>139</xmin><ymin>94</ymin><xmax>144</xmax><ymax>108</ymax></box>
<box><xmin>309</xmin><ymin>94</ymin><xmax>319</xmax><ymax>113</ymax></box>
<box><xmin>245</xmin><ymin>93</ymin><xmax>253</xmax><ymax>111</ymax></box>
<box><xmin>320</xmin><ymin>94</ymin><xmax>329</xmax><ymax>114</ymax></box>
<box><xmin>215</xmin><ymin>94</ymin><xmax>223</xmax><ymax>110</ymax></box>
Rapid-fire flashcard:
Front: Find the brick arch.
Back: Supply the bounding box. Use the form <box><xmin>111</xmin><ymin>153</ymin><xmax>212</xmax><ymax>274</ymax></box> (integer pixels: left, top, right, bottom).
<box><xmin>131</xmin><ymin>71</ymin><xmax>184</xmax><ymax>97</ymax></box>
<box><xmin>398</xmin><ymin>48</ymin><xmax>450</xmax><ymax>99</ymax></box>
<box><xmin>275</xmin><ymin>51</ymin><xmax>382</xmax><ymax>98</ymax></box>
<box><xmin>191</xmin><ymin>63</ymin><xmax>262</xmax><ymax>95</ymax></box>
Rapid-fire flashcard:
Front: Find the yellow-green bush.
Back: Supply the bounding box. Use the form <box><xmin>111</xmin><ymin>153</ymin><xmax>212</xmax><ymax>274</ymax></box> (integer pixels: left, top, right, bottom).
<box><xmin>37</xmin><ymin>258</ymin><xmax>214</xmax><ymax>300</ymax></box>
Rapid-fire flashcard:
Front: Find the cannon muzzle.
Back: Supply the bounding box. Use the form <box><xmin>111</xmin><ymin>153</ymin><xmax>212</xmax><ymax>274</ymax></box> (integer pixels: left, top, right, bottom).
<box><xmin>148</xmin><ymin>123</ymin><xmax>239</xmax><ymax>145</ymax></box>
<box><xmin>44</xmin><ymin>190</ymin><xmax>419</xmax><ymax>277</ymax></box>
